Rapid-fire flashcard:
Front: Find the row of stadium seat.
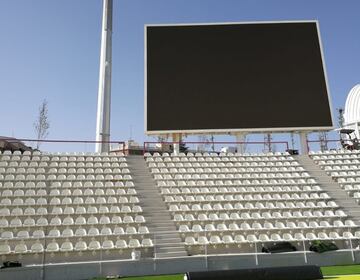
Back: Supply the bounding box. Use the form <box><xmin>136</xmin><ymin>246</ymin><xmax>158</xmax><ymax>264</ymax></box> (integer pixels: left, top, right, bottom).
<box><xmin>172</xmin><ymin>210</ymin><xmax>347</xmax><ymax>222</ymax></box>
<box><xmin>0</xmin><ymin>162</ymin><xmax>128</xmax><ymax>168</ymax></box>
<box><xmin>0</xmin><ymin>174</ymin><xmax>132</xmax><ymax>181</ymax></box>
<box><xmin>151</xmin><ymin>167</ymin><xmax>305</xmax><ymax>174</ymax></box>
<box><xmin>184</xmin><ymin>231</ymin><xmax>360</xmax><ymax>245</ymax></box>
<box><xmin>167</xmin><ymin>201</ymin><xmax>338</xmax><ymax>212</ymax></box>
<box><xmin>0</xmin><ymin>155</ymin><xmax>126</xmax><ymax>163</ymax></box>
<box><xmin>0</xmin><ymin>206</ymin><xmax>142</xmax><ymax>216</ymax></box>
<box><xmin>0</xmin><ymin>150</ymin><xmax>125</xmax><ymax>156</ymax></box>
<box><xmin>1</xmin><ymin>225</ymin><xmax>150</xmax><ymax>240</ymax></box>
<box><xmin>161</xmin><ymin>185</ymin><xmax>322</xmax><ymax>194</ymax></box>
<box><xmin>0</xmin><ymin>238</ymin><xmax>153</xmax><ymax>255</ymax></box>
<box><xmin>0</xmin><ymin>167</ymin><xmax>130</xmax><ymax>174</ymax></box>
<box><xmin>147</xmin><ymin>157</ymin><xmax>297</xmax><ymax>164</ymax></box>
<box><xmin>0</xmin><ymin>187</ymin><xmax>137</xmax><ymax>197</ymax></box>
<box><xmin>145</xmin><ymin>152</ymin><xmax>290</xmax><ymax>157</ymax></box>
<box><xmin>0</xmin><ymin>181</ymin><xmax>134</xmax><ymax>189</ymax></box>
<box><xmin>0</xmin><ymin>214</ymin><xmax>145</xmax><ymax>228</ymax></box>
<box><xmin>1</xmin><ymin>196</ymin><xmax>139</xmax><ymax>206</ymax></box>
<box><xmin>179</xmin><ymin>220</ymin><xmax>357</xmax><ymax>233</ymax></box>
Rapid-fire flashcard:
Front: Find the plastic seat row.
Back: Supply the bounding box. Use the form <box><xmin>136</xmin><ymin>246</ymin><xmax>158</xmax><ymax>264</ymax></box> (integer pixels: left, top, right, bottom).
<box><xmin>0</xmin><ymin>187</ymin><xmax>137</xmax><ymax>197</ymax></box>
<box><xmin>1</xmin><ymin>226</ymin><xmax>150</xmax><ymax>240</ymax></box>
<box><xmin>0</xmin><ymin>205</ymin><xmax>142</xmax><ymax>216</ymax></box>
<box><xmin>1</xmin><ymin>195</ymin><xmax>139</xmax><ymax>206</ymax></box>
<box><xmin>168</xmin><ymin>201</ymin><xmax>338</xmax><ymax>212</ymax></box>
<box><xmin>156</xmin><ymin>178</ymin><xmax>317</xmax><ymax>187</ymax></box>
<box><xmin>0</xmin><ymin>181</ymin><xmax>134</xmax><ymax>189</ymax></box>
<box><xmin>160</xmin><ymin>185</ymin><xmax>322</xmax><ymax>195</ymax></box>
<box><xmin>184</xmin><ymin>231</ymin><xmax>360</xmax><ymax>246</ymax></box>
<box><xmin>173</xmin><ymin>210</ymin><xmax>347</xmax><ymax>222</ymax></box>
<box><xmin>0</xmin><ymin>174</ymin><xmax>132</xmax><ymax>182</ymax></box>
<box><xmin>0</xmin><ymin>214</ymin><xmax>146</xmax><ymax>228</ymax></box>
<box><xmin>0</xmin><ymin>238</ymin><xmax>152</xmax><ymax>255</ymax></box>
<box><xmin>147</xmin><ymin>157</ymin><xmax>297</xmax><ymax>165</ymax></box>
<box><xmin>151</xmin><ymin>166</ymin><xmax>305</xmax><ymax>174</ymax></box>
<box><xmin>179</xmin><ymin>220</ymin><xmax>357</xmax><ymax>233</ymax></box>
<box><xmin>164</xmin><ymin>192</ymin><xmax>330</xmax><ymax>203</ymax></box>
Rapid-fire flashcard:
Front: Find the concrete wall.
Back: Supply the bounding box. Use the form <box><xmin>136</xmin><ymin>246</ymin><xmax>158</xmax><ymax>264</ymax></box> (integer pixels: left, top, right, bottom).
<box><xmin>1</xmin><ymin>250</ymin><xmax>360</xmax><ymax>280</ymax></box>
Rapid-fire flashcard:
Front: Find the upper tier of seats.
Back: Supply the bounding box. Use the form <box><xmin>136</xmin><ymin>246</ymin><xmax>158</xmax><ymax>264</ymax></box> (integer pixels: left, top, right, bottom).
<box><xmin>145</xmin><ymin>151</ymin><xmax>359</xmax><ymax>255</ymax></box>
<box><xmin>0</xmin><ymin>151</ymin><xmax>153</xmax><ymax>264</ymax></box>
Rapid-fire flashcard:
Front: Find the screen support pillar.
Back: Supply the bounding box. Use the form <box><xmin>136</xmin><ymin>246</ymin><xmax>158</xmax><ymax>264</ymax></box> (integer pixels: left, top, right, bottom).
<box><xmin>235</xmin><ymin>133</ymin><xmax>247</xmax><ymax>154</ymax></box>
<box><xmin>172</xmin><ymin>133</ymin><xmax>181</xmax><ymax>155</ymax></box>
<box><xmin>299</xmin><ymin>131</ymin><xmax>309</xmax><ymax>155</ymax></box>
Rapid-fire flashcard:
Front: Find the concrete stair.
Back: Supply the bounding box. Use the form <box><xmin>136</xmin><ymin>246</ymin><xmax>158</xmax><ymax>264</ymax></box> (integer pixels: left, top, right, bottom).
<box><xmin>126</xmin><ymin>156</ymin><xmax>188</xmax><ymax>258</ymax></box>
<box><xmin>296</xmin><ymin>155</ymin><xmax>360</xmax><ymax>224</ymax></box>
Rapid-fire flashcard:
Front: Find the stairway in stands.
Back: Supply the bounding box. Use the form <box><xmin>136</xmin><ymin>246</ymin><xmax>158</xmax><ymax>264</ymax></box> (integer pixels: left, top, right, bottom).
<box><xmin>127</xmin><ymin>155</ymin><xmax>188</xmax><ymax>258</ymax></box>
<box><xmin>296</xmin><ymin>155</ymin><xmax>360</xmax><ymax>224</ymax></box>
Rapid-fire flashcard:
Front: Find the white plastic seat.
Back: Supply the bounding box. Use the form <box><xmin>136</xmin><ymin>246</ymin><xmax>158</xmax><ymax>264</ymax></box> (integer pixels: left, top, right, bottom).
<box><xmin>128</xmin><ymin>239</ymin><xmax>141</xmax><ymax>248</ymax></box>
<box><xmin>259</xmin><ymin>234</ymin><xmax>270</xmax><ymax>242</ymax></box>
<box><xmin>75</xmin><ymin>228</ymin><xmax>87</xmax><ymax>237</ymax></box>
<box><xmin>17</xmin><ymin>230</ymin><xmax>30</xmax><ymax>239</ymax></box>
<box><xmin>318</xmin><ymin>232</ymin><xmax>329</xmax><ymax>240</ymax></box>
<box><xmin>305</xmin><ymin>233</ymin><xmax>317</xmax><ymax>240</ymax></box>
<box><xmin>102</xmin><ymin>240</ymin><xmax>115</xmax><ymax>250</ymax></box>
<box><xmin>31</xmin><ymin>243</ymin><xmax>44</xmax><ymax>253</ymax></box>
<box><xmin>75</xmin><ymin>241</ymin><xmax>87</xmax><ymax>251</ymax></box>
<box><xmin>0</xmin><ymin>244</ymin><xmax>11</xmax><ymax>255</ymax></box>
<box><xmin>198</xmin><ymin>236</ymin><xmax>209</xmax><ymax>245</ymax></box>
<box><xmin>179</xmin><ymin>225</ymin><xmax>190</xmax><ymax>232</ymax></box>
<box><xmin>62</xmin><ymin>228</ymin><xmax>74</xmax><ymax>238</ymax></box>
<box><xmin>270</xmin><ymin>233</ymin><xmax>282</xmax><ymax>241</ymax></box>
<box><xmin>115</xmin><ymin>239</ymin><xmax>128</xmax><ymax>249</ymax></box>
<box><xmin>234</xmin><ymin>235</ymin><xmax>246</xmax><ymax>243</ymax></box>
<box><xmin>126</xmin><ymin>226</ymin><xmax>137</xmax><ymax>234</ymax></box>
<box><xmin>46</xmin><ymin>242</ymin><xmax>60</xmax><ymax>252</ymax></box>
<box><xmin>186</xmin><ymin>236</ymin><xmax>196</xmax><ymax>245</ymax></box>
<box><xmin>209</xmin><ymin>235</ymin><xmax>222</xmax><ymax>245</ymax></box>
<box><xmin>343</xmin><ymin>232</ymin><xmax>355</xmax><ymax>239</ymax></box>
<box><xmin>60</xmin><ymin>241</ymin><xmax>74</xmax><ymax>252</ymax></box>
<box><xmin>88</xmin><ymin>240</ymin><xmax>101</xmax><ymax>250</ymax></box>
<box><xmin>14</xmin><ymin>244</ymin><xmax>28</xmax><ymax>254</ymax></box>
<box><xmin>88</xmin><ymin>228</ymin><xmax>100</xmax><ymax>236</ymax></box>
<box><xmin>138</xmin><ymin>226</ymin><xmax>150</xmax><ymax>234</ymax></box>
<box><xmin>246</xmin><ymin>234</ymin><xmax>258</xmax><ymax>242</ymax></box>
<box><xmin>142</xmin><ymin>238</ymin><xmax>154</xmax><ymax>247</ymax></box>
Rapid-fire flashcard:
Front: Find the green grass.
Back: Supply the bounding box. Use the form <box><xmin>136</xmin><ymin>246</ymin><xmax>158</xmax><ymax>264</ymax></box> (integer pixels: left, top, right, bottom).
<box><xmin>324</xmin><ymin>276</ymin><xmax>360</xmax><ymax>280</ymax></box>
<box><xmin>322</xmin><ymin>265</ymin><xmax>360</xmax><ymax>276</ymax></box>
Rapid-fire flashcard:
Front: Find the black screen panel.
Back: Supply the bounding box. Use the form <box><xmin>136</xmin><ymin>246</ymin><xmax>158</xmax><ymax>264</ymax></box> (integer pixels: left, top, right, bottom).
<box><xmin>146</xmin><ymin>22</ymin><xmax>333</xmax><ymax>133</ymax></box>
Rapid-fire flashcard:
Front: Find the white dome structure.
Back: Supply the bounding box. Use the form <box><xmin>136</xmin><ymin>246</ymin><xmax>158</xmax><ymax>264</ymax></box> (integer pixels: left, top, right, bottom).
<box><xmin>344</xmin><ymin>84</ymin><xmax>360</xmax><ymax>138</ymax></box>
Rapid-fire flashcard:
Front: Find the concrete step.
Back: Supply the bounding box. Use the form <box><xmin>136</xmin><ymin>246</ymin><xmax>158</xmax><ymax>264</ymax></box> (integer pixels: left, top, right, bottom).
<box><xmin>155</xmin><ymin>252</ymin><xmax>188</xmax><ymax>258</ymax></box>
<box><xmin>127</xmin><ymin>155</ymin><xmax>188</xmax><ymax>256</ymax></box>
<box><xmin>156</xmin><ymin>245</ymin><xmax>186</xmax><ymax>252</ymax></box>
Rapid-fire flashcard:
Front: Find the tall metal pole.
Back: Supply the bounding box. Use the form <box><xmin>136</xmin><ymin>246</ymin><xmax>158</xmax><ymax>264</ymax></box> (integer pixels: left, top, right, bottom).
<box><xmin>96</xmin><ymin>0</ymin><xmax>113</xmax><ymax>153</ymax></box>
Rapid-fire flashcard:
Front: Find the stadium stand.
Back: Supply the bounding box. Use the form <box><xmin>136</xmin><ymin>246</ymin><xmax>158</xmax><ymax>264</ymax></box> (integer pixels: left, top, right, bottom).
<box><xmin>0</xmin><ymin>150</ymin><xmax>153</xmax><ymax>265</ymax></box>
<box><xmin>145</xmin><ymin>151</ymin><xmax>360</xmax><ymax>256</ymax></box>
<box><xmin>2</xmin><ymin>148</ymin><xmax>360</xmax><ymax>278</ymax></box>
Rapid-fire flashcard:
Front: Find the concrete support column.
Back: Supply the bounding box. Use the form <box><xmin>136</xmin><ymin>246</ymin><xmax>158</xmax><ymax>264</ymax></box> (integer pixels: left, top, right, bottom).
<box><xmin>172</xmin><ymin>134</ymin><xmax>181</xmax><ymax>155</ymax></box>
<box><xmin>235</xmin><ymin>133</ymin><xmax>247</xmax><ymax>154</ymax></box>
<box><xmin>299</xmin><ymin>131</ymin><xmax>309</xmax><ymax>155</ymax></box>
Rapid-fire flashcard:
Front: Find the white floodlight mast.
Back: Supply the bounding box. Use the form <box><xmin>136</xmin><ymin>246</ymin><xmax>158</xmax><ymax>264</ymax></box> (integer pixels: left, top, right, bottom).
<box><xmin>96</xmin><ymin>0</ymin><xmax>113</xmax><ymax>153</ymax></box>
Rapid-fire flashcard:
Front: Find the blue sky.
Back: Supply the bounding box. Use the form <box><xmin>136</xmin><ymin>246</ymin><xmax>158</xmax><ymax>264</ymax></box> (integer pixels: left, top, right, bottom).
<box><xmin>0</xmin><ymin>0</ymin><xmax>359</xmax><ymax>152</ymax></box>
